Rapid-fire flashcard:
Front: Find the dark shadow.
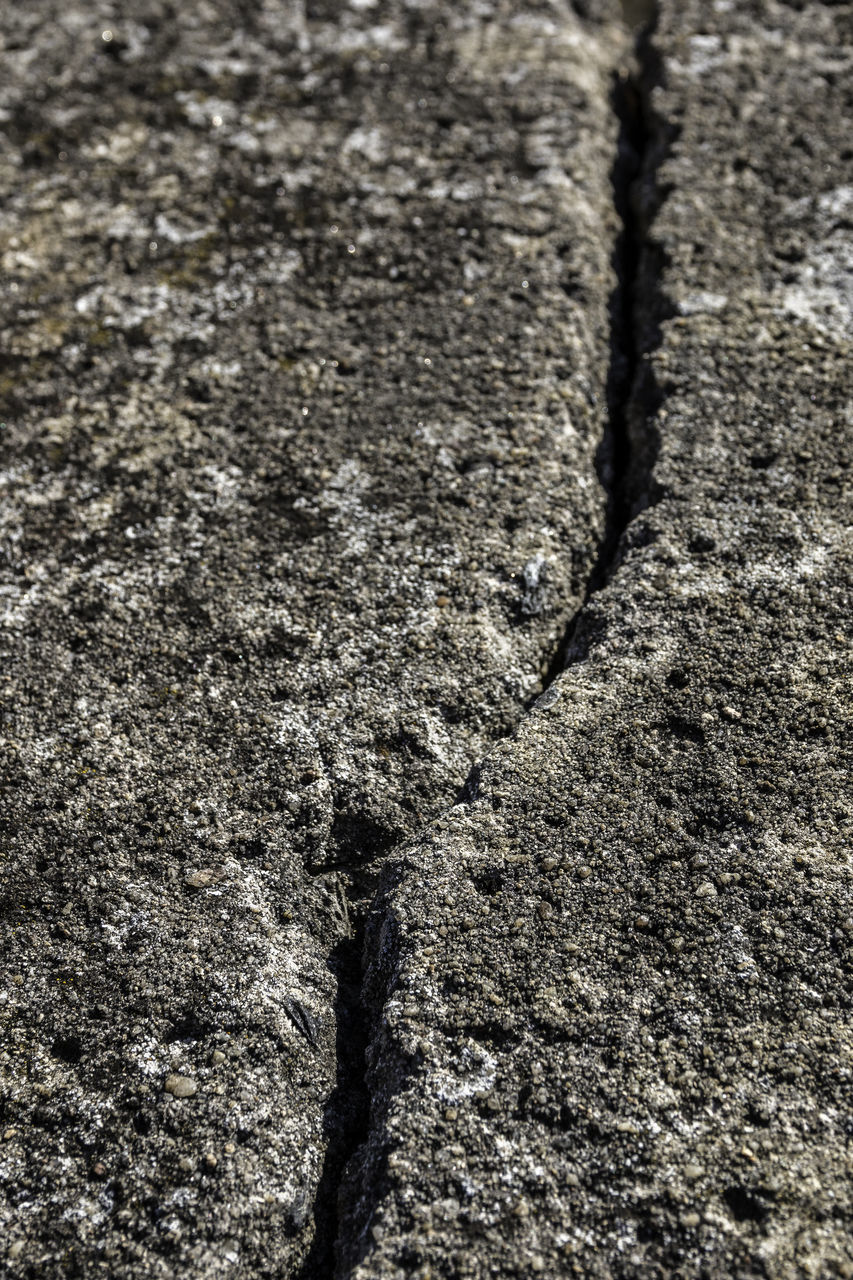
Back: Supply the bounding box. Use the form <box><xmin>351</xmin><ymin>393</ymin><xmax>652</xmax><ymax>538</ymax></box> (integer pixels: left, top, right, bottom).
<box><xmin>294</xmin><ymin>931</ymin><xmax>371</xmax><ymax>1280</ymax></box>
<box><xmin>531</xmin><ymin>8</ymin><xmax>674</xmax><ymax>693</ymax></box>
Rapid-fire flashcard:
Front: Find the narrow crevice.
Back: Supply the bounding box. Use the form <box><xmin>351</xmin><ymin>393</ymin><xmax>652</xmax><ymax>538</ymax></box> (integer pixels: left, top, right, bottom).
<box><xmin>536</xmin><ymin>10</ymin><xmax>663</xmax><ymax>694</ymax></box>
<box><xmin>294</xmin><ymin>867</ymin><xmax>378</xmax><ymax>1280</ymax></box>
<box><xmin>302</xmin><ymin>12</ymin><xmax>668</xmax><ymax>1276</ymax></box>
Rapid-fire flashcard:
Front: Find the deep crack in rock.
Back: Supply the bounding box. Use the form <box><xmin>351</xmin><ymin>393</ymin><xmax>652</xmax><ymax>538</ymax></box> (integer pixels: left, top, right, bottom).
<box><xmin>0</xmin><ymin>6</ymin><xmax>639</xmax><ymax>1273</ymax></box>
<box><xmin>538</xmin><ymin>8</ymin><xmax>662</xmax><ymax>690</ymax></box>
<box><xmin>324</xmin><ymin>7</ymin><xmax>663</xmax><ymax>1273</ymax></box>
<box><xmin>329</xmin><ymin>1</ymin><xmax>853</xmax><ymax>1274</ymax></box>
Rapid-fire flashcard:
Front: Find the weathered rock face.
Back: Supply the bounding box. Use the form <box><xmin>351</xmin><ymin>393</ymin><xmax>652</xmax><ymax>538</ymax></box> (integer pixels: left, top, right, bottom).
<box><xmin>4</xmin><ymin>0</ymin><xmax>851</xmax><ymax>1275</ymax></box>
<box><xmin>0</xmin><ymin>2</ymin><xmax>631</xmax><ymax>1276</ymax></box>
<box><xmin>340</xmin><ymin>2</ymin><xmax>853</xmax><ymax>1276</ymax></box>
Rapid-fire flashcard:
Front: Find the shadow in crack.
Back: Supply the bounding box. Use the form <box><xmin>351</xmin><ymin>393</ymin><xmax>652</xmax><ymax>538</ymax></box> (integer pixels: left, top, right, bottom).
<box><xmin>533</xmin><ymin>10</ymin><xmax>675</xmax><ymax>689</ymax></box>
<box><xmin>294</xmin><ymin>930</ymin><xmax>371</xmax><ymax>1280</ymax></box>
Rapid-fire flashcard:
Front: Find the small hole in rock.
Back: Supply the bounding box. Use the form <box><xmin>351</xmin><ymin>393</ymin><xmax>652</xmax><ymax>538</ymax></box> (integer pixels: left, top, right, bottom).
<box><xmin>51</xmin><ymin>1035</ymin><xmax>83</xmax><ymax>1064</ymax></box>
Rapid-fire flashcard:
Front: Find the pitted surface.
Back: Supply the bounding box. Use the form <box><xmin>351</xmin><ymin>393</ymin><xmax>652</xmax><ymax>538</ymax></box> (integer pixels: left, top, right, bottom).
<box><xmin>341</xmin><ymin>2</ymin><xmax>853</xmax><ymax>1276</ymax></box>
<box><xmin>0</xmin><ymin>2</ymin><xmax>630</xmax><ymax>1275</ymax></box>
<box><xmin>3</xmin><ymin>1</ymin><xmax>851</xmax><ymax>1277</ymax></box>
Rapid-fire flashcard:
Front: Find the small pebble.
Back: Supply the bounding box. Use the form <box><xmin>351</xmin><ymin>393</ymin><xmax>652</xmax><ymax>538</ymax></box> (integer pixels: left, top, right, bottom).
<box><xmin>185</xmin><ymin>868</ymin><xmax>222</xmax><ymax>889</ymax></box>
<box><xmin>164</xmin><ymin>1074</ymin><xmax>198</xmax><ymax>1098</ymax></box>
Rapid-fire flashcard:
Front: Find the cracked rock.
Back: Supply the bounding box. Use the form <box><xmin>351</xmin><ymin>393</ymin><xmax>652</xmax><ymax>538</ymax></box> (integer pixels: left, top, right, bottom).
<box><xmin>0</xmin><ymin>1</ymin><xmax>631</xmax><ymax>1275</ymax></box>
<box><xmin>341</xmin><ymin>2</ymin><xmax>853</xmax><ymax>1277</ymax></box>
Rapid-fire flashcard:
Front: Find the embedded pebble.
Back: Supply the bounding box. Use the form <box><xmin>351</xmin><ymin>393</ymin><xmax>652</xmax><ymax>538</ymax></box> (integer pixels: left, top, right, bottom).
<box><xmin>164</xmin><ymin>1075</ymin><xmax>198</xmax><ymax>1099</ymax></box>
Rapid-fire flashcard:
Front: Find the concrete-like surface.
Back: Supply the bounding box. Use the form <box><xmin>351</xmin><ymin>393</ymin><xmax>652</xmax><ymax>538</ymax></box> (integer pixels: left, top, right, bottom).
<box><xmin>1</xmin><ymin>1</ymin><xmax>851</xmax><ymax>1277</ymax></box>
<box><xmin>1</xmin><ymin>2</ymin><xmax>628</xmax><ymax>1275</ymax></box>
<box><xmin>341</xmin><ymin>2</ymin><xmax>853</xmax><ymax>1276</ymax></box>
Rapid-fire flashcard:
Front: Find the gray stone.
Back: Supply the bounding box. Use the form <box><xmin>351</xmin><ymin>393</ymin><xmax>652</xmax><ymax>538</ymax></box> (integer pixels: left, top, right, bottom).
<box><xmin>0</xmin><ymin>1</ymin><xmax>631</xmax><ymax>1276</ymax></box>
<box><xmin>164</xmin><ymin>1074</ymin><xmax>198</xmax><ymax>1099</ymax></box>
<box><xmin>3</xmin><ymin>0</ymin><xmax>851</xmax><ymax>1275</ymax></box>
<box><xmin>339</xmin><ymin>1</ymin><xmax>853</xmax><ymax>1276</ymax></box>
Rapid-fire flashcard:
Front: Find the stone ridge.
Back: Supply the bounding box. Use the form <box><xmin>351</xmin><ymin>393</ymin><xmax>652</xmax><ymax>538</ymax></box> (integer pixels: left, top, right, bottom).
<box><xmin>0</xmin><ymin>3</ymin><xmax>631</xmax><ymax>1276</ymax></box>
<box><xmin>339</xmin><ymin>1</ymin><xmax>853</xmax><ymax>1275</ymax></box>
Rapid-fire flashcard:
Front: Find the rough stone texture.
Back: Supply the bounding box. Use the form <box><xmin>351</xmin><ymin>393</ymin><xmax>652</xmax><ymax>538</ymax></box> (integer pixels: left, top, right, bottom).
<box><xmin>0</xmin><ymin>2</ymin><xmax>630</xmax><ymax>1276</ymax></box>
<box><xmin>341</xmin><ymin>2</ymin><xmax>853</xmax><ymax>1276</ymax></box>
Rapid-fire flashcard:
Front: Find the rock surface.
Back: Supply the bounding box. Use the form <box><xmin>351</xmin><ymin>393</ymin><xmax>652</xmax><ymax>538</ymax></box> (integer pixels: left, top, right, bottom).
<box><xmin>0</xmin><ymin>2</ymin><xmax>631</xmax><ymax>1276</ymax></box>
<box><xmin>2</xmin><ymin>0</ymin><xmax>851</xmax><ymax>1277</ymax></box>
<box><xmin>340</xmin><ymin>1</ymin><xmax>853</xmax><ymax>1277</ymax></box>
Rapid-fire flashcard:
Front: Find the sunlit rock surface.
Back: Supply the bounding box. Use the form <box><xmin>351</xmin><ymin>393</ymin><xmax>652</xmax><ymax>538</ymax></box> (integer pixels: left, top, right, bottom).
<box><xmin>0</xmin><ymin>2</ymin><xmax>630</xmax><ymax>1275</ymax></box>
<box><xmin>340</xmin><ymin>2</ymin><xmax>853</xmax><ymax>1276</ymax></box>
